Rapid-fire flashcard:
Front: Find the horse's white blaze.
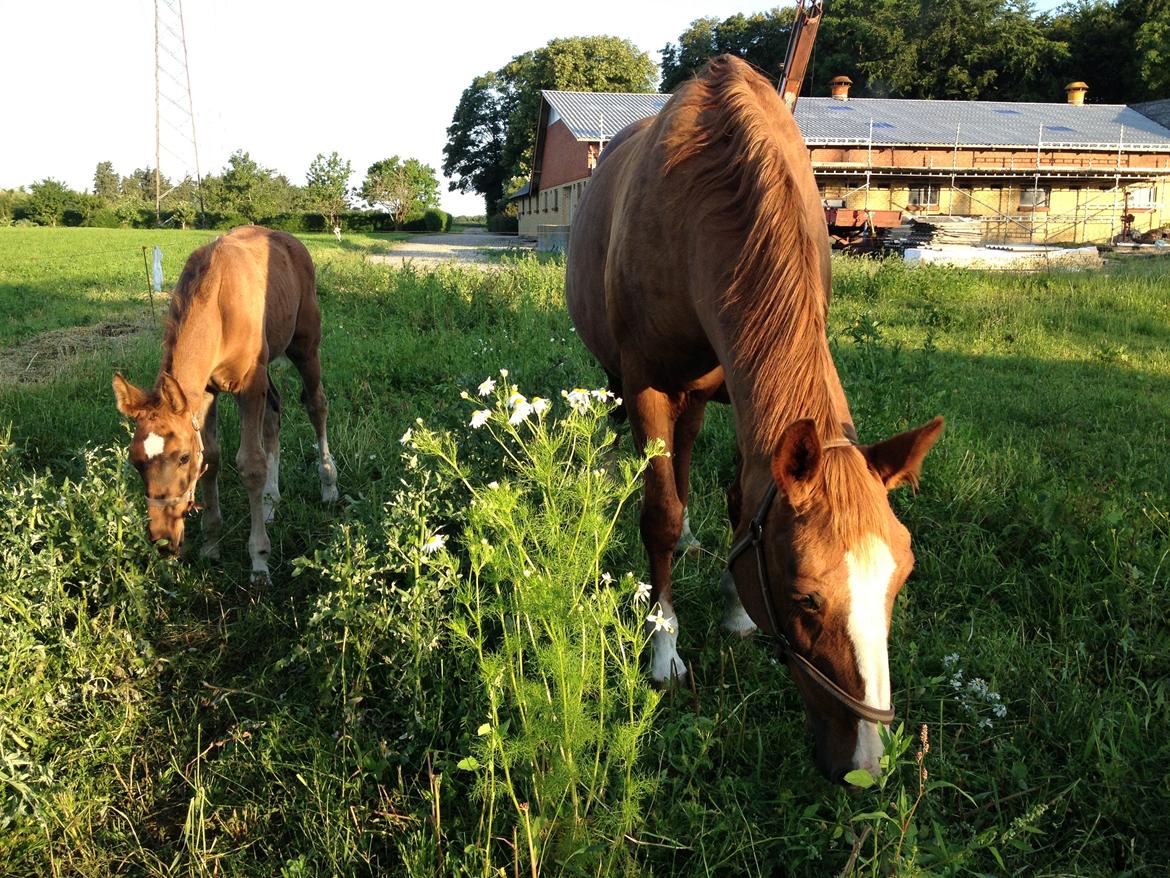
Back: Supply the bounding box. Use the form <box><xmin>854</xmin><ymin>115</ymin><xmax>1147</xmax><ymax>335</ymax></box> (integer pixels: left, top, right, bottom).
<box><xmin>143</xmin><ymin>432</ymin><xmax>166</xmax><ymax>459</ymax></box>
<box><xmin>649</xmin><ymin>598</ymin><xmax>686</xmax><ymax>681</ymax></box>
<box><xmin>845</xmin><ymin>534</ymin><xmax>896</xmax><ymax>772</ymax></box>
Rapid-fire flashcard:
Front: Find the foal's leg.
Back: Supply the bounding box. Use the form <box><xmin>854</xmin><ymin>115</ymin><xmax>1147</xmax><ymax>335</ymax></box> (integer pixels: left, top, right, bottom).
<box><xmin>625</xmin><ymin>375</ymin><xmax>687</xmax><ymax>682</ymax></box>
<box><xmin>235</xmin><ymin>372</ymin><xmax>272</xmax><ymax>580</ymax></box>
<box><xmin>289</xmin><ymin>346</ymin><xmax>338</xmax><ymax>503</ymax></box>
<box><xmin>199</xmin><ymin>395</ymin><xmax>223</xmax><ymax>560</ymax></box>
<box><xmin>261</xmin><ymin>379</ymin><xmax>281</xmax><ymax>523</ymax></box>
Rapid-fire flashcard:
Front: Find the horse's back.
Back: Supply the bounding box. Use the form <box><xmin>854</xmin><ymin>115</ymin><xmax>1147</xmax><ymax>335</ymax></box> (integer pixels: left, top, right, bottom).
<box><xmin>211</xmin><ymin>226</ymin><xmax>317</xmax><ymax>357</ymax></box>
<box><xmin>566</xmin><ymin>117</ymin><xmax>655</xmax><ymax>378</ymax></box>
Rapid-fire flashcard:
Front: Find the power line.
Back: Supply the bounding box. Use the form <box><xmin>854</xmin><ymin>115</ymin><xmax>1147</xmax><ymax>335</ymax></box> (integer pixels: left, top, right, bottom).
<box><xmin>154</xmin><ymin>0</ymin><xmax>203</xmax><ymax>226</ymax></box>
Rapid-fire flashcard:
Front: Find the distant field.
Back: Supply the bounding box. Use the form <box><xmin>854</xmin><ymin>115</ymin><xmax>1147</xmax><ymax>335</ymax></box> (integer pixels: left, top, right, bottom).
<box><xmin>1</xmin><ymin>228</ymin><xmax>1167</xmax><ymax>876</ymax></box>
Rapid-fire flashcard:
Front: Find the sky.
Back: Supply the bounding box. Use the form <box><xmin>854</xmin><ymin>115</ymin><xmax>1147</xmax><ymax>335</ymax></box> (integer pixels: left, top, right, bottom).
<box><xmin>1</xmin><ymin>0</ymin><xmax>1068</xmax><ymax>216</ymax></box>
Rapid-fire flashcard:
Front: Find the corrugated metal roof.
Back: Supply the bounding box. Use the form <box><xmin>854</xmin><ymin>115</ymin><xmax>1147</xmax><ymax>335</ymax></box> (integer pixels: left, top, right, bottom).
<box><xmin>542</xmin><ymin>90</ymin><xmax>670</xmax><ymax>142</ymax></box>
<box><xmin>1134</xmin><ymin>99</ymin><xmax>1170</xmax><ymax>132</ymax></box>
<box><xmin>540</xmin><ymin>89</ymin><xmax>1170</xmax><ymax>151</ymax></box>
<box><xmin>795</xmin><ymin>97</ymin><xmax>1170</xmax><ymax>150</ymax></box>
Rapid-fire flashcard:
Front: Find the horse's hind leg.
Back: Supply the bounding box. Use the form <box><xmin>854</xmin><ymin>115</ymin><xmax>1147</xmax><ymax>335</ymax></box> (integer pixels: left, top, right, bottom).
<box><xmin>199</xmin><ymin>395</ymin><xmax>223</xmax><ymax>560</ymax></box>
<box><xmin>671</xmin><ymin>396</ymin><xmax>707</xmax><ymax>557</ymax></box>
<box><xmin>289</xmin><ymin>344</ymin><xmax>338</xmax><ymax>503</ymax></box>
<box><xmin>261</xmin><ymin>379</ymin><xmax>281</xmax><ymax>523</ymax></box>
<box><xmin>721</xmin><ymin>452</ymin><xmax>756</xmax><ymax>635</ymax></box>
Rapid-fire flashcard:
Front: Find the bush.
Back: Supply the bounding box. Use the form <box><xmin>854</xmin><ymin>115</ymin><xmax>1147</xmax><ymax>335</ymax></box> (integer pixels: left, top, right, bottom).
<box><xmin>85</xmin><ymin>208</ymin><xmax>122</xmax><ymax>228</ymax></box>
<box><xmin>487</xmin><ymin>213</ymin><xmax>519</xmax><ymax>235</ymax></box>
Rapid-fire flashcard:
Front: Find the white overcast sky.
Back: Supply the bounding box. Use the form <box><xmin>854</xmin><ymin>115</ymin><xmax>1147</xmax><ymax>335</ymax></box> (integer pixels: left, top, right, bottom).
<box><xmin>1</xmin><ymin>0</ymin><xmax>1066</xmax><ymax>216</ymax></box>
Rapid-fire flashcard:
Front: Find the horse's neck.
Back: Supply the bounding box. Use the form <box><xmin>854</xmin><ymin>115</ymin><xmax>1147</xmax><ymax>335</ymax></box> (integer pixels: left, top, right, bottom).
<box><xmin>159</xmin><ymin>298</ymin><xmax>219</xmax><ymax>415</ymax></box>
<box><xmin>722</xmin><ymin>321</ymin><xmax>854</xmax><ymax>459</ymax></box>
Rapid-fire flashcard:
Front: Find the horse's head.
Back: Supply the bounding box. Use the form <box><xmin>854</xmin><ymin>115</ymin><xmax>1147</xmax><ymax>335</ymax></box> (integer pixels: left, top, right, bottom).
<box><xmin>730</xmin><ymin>416</ymin><xmax>943</xmax><ymax>784</ymax></box>
<box><xmin>112</xmin><ymin>372</ymin><xmax>205</xmax><ymax>555</ymax></box>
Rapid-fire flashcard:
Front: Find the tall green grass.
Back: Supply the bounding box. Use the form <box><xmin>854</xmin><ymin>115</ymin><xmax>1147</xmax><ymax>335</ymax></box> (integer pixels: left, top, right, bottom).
<box><xmin>1</xmin><ymin>229</ymin><xmax>1167</xmax><ymax>875</ymax></box>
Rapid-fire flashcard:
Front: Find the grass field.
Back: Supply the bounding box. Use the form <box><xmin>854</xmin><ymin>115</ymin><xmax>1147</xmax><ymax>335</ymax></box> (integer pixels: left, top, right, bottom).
<box><xmin>1</xmin><ymin>227</ymin><xmax>1168</xmax><ymax>876</ymax></box>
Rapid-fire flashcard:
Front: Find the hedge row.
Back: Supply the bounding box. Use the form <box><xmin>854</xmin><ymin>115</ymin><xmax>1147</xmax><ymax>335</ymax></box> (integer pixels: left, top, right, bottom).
<box><xmin>7</xmin><ymin>207</ymin><xmax>454</xmax><ymax>234</ymax></box>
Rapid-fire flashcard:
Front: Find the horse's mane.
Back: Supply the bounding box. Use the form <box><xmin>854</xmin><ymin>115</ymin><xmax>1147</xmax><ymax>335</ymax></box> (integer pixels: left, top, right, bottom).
<box><xmin>159</xmin><ymin>237</ymin><xmax>220</xmax><ymax>379</ymax></box>
<box><xmin>661</xmin><ymin>55</ymin><xmax>834</xmax><ymax>451</ymax></box>
<box><xmin>661</xmin><ymin>57</ymin><xmax>887</xmax><ymax>543</ymax></box>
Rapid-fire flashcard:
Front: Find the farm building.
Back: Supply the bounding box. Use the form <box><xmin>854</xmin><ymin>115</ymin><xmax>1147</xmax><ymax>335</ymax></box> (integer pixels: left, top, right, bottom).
<box><xmin>515</xmin><ymin>80</ymin><xmax>1170</xmax><ymax>246</ymax></box>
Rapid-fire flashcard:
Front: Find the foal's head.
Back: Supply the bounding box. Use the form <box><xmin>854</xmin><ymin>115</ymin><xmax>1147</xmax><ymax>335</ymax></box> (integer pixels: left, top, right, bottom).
<box><xmin>732</xmin><ymin>416</ymin><xmax>943</xmax><ymax>784</ymax></box>
<box><xmin>112</xmin><ymin>372</ymin><xmax>204</xmax><ymax>555</ymax></box>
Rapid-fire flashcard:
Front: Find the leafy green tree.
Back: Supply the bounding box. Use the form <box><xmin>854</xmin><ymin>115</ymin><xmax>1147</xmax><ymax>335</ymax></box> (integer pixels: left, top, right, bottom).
<box><xmin>306</xmin><ymin>151</ymin><xmax>353</xmax><ymax>229</ymax></box>
<box><xmin>444</xmin><ymin>36</ymin><xmax>656</xmax><ymax>216</ymax></box>
<box><xmin>500</xmin><ymin>37</ymin><xmax>658</xmax><ymax>183</ymax></box>
<box><xmin>218</xmin><ymin>150</ymin><xmax>294</xmax><ymax>222</ymax></box>
<box><xmin>26</xmin><ymin>179</ymin><xmax>75</xmax><ymax>226</ymax></box>
<box><xmin>93</xmin><ymin>161</ymin><xmax>120</xmax><ymax>203</ymax></box>
<box><xmin>660</xmin><ymin>10</ymin><xmax>793</xmax><ymax>93</ymax></box>
<box><xmin>361</xmin><ymin>157</ymin><xmax>440</xmax><ymax>226</ymax></box>
<box><xmin>443</xmin><ymin>73</ymin><xmax>509</xmax><ymax>217</ymax></box>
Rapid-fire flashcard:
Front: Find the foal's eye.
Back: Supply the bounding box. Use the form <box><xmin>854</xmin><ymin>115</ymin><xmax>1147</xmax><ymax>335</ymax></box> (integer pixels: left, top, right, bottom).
<box><xmin>179</xmin><ymin>453</ymin><xmax>191</xmax><ymax>464</ymax></box>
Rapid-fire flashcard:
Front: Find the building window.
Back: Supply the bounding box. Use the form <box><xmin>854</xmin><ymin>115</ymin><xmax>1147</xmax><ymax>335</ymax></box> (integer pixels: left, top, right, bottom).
<box><xmin>1128</xmin><ymin>186</ymin><xmax>1156</xmax><ymax>209</ymax></box>
<box><xmin>1019</xmin><ymin>187</ymin><xmax>1050</xmax><ymax>210</ymax></box>
<box><xmin>552</xmin><ymin>188</ymin><xmax>559</xmax><ymax>210</ymax></box>
<box><xmin>907</xmin><ymin>184</ymin><xmax>939</xmax><ymax>209</ymax></box>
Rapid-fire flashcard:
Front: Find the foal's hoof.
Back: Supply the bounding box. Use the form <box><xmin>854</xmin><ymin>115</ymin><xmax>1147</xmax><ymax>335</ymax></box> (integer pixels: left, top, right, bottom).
<box><xmin>199</xmin><ymin>542</ymin><xmax>221</xmax><ymax>562</ymax></box>
<box><xmin>321</xmin><ymin>485</ymin><xmax>339</xmax><ymax>503</ymax></box>
<box><xmin>673</xmin><ymin>535</ymin><xmax>702</xmax><ymax>558</ymax></box>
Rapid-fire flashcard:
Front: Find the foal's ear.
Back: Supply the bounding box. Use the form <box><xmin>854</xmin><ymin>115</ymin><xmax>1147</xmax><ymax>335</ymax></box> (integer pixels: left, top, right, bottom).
<box><xmin>863</xmin><ymin>416</ymin><xmax>944</xmax><ymax>491</ymax></box>
<box><xmin>158</xmin><ymin>373</ymin><xmax>188</xmax><ymax>416</ymax></box>
<box><xmin>771</xmin><ymin>418</ymin><xmax>823</xmax><ymax>508</ymax></box>
<box><xmin>112</xmin><ymin>373</ymin><xmax>149</xmax><ymax>418</ymax></box>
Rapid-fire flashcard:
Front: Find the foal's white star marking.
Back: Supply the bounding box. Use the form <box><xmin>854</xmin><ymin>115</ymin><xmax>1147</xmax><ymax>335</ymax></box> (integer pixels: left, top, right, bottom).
<box><xmin>143</xmin><ymin>432</ymin><xmax>166</xmax><ymax>459</ymax></box>
<box><xmin>845</xmin><ymin>533</ymin><xmax>897</xmax><ymax>773</ymax></box>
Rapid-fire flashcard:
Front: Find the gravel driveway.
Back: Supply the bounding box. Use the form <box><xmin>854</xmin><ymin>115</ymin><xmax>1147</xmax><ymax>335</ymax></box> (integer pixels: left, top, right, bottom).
<box><xmin>367</xmin><ymin>229</ymin><xmax>533</xmax><ymax>269</ymax></box>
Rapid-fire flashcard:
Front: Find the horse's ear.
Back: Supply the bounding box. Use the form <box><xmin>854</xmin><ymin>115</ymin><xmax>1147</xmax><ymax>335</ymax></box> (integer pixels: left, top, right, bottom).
<box><xmin>771</xmin><ymin>418</ymin><xmax>823</xmax><ymax>508</ymax></box>
<box><xmin>158</xmin><ymin>373</ymin><xmax>187</xmax><ymax>416</ymax></box>
<box><xmin>112</xmin><ymin>373</ymin><xmax>149</xmax><ymax>418</ymax></box>
<box><xmin>862</xmin><ymin>416</ymin><xmax>944</xmax><ymax>491</ymax></box>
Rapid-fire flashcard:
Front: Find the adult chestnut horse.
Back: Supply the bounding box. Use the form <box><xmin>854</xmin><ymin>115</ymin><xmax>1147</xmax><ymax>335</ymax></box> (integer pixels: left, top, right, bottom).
<box><xmin>113</xmin><ymin>226</ymin><xmax>338</xmax><ymax>579</ymax></box>
<box><xmin>566</xmin><ymin>56</ymin><xmax>943</xmax><ymax>782</ymax></box>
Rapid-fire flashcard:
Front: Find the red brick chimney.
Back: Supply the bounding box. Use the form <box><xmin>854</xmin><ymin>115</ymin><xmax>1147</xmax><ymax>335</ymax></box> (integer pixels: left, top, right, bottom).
<box><xmin>830</xmin><ymin>75</ymin><xmax>853</xmax><ymax>101</ymax></box>
<box><xmin>1065</xmin><ymin>81</ymin><xmax>1088</xmax><ymax>106</ymax></box>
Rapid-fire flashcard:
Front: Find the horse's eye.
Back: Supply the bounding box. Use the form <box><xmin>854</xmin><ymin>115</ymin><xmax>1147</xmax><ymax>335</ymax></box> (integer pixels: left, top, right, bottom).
<box><xmin>179</xmin><ymin>453</ymin><xmax>191</xmax><ymax>464</ymax></box>
<box><xmin>793</xmin><ymin>593</ymin><xmax>820</xmax><ymax>612</ymax></box>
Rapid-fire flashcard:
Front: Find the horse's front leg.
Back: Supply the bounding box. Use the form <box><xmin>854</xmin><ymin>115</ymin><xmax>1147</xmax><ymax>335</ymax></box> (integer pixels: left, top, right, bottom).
<box><xmin>235</xmin><ymin>374</ymin><xmax>272</xmax><ymax>581</ymax></box>
<box><xmin>198</xmin><ymin>395</ymin><xmax>223</xmax><ymax>560</ymax></box>
<box><xmin>627</xmin><ymin>379</ymin><xmax>687</xmax><ymax>683</ymax></box>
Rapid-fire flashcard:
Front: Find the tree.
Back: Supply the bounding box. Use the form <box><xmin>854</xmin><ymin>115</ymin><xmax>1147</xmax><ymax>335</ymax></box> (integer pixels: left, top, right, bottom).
<box><xmin>660</xmin><ymin>10</ymin><xmax>793</xmax><ymax>93</ymax></box>
<box><xmin>443</xmin><ymin>73</ymin><xmax>509</xmax><ymax>218</ymax></box>
<box><xmin>218</xmin><ymin>150</ymin><xmax>292</xmax><ymax>222</ymax></box>
<box><xmin>26</xmin><ymin>179</ymin><xmax>75</xmax><ymax>226</ymax></box>
<box><xmin>306</xmin><ymin>151</ymin><xmax>353</xmax><ymax>229</ymax></box>
<box><xmin>93</xmin><ymin>161</ymin><xmax>120</xmax><ymax>202</ymax></box>
<box><xmin>444</xmin><ymin>36</ymin><xmax>657</xmax><ymax>216</ymax></box>
<box><xmin>1135</xmin><ymin>4</ymin><xmax>1170</xmax><ymax>99</ymax></box>
<box><xmin>361</xmin><ymin>157</ymin><xmax>440</xmax><ymax>226</ymax></box>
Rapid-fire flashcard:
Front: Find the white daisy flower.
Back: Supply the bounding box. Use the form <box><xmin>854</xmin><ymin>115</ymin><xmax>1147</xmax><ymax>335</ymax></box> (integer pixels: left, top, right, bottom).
<box><xmin>601</xmin><ymin>571</ymin><xmax>614</xmax><ymax>585</ymax></box>
<box><xmin>633</xmin><ymin>581</ymin><xmax>652</xmax><ymax>606</ymax></box>
<box><xmin>477</xmin><ymin>377</ymin><xmax>496</xmax><ymax>397</ymax></box>
<box><xmin>508</xmin><ymin>400</ymin><xmax>534</xmax><ymax>425</ymax></box>
<box><xmin>470</xmin><ymin>409</ymin><xmax>491</xmax><ymax>429</ymax></box>
<box><xmin>421</xmin><ymin>533</ymin><xmax>447</xmax><ymax>554</ymax></box>
<box><xmin>647</xmin><ymin>606</ymin><xmax>674</xmax><ymax>634</ymax></box>
<box><xmin>531</xmin><ymin>396</ymin><xmax>550</xmax><ymax>416</ymax></box>
<box><xmin>399</xmin><ymin>428</ymin><xmax>413</xmax><ymax>445</ymax></box>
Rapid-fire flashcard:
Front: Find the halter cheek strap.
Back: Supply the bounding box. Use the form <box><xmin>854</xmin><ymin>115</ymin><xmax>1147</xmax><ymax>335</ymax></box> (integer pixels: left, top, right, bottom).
<box><xmin>725</xmin><ymin>439</ymin><xmax>896</xmax><ymax>726</ymax></box>
<box><xmin>145</xmin><ymin>415</ymin><xmax>207</xmax><ymax>514</ymax></box>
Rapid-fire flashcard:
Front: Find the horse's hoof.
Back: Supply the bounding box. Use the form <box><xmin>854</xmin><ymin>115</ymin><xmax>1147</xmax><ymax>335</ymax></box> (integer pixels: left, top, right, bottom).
<box><xmin>673</xmin><ymin>537</ymin><xmax>702</xmax><ymax>558</ymax></box>
<box><xmin>199</xmin><ymin>543</ymin><xmax>221</xmax><ymax>561</ymax></box>
<box><xmin>722</xmin><ymin>608</ymin><xmax>758</xmax><ymax>637</ymax></box>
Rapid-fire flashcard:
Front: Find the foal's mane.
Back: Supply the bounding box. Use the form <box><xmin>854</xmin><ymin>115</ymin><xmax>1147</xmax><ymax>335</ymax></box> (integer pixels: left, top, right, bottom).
<box><xmin>159</xmin><ymin>237</ymin><xmax>219</xmax><ymax>379</ymax></box>
<box><xmin>661</xmin><ymin>55</ymin><xmax>834</xmax><ymax>450</ymax></box>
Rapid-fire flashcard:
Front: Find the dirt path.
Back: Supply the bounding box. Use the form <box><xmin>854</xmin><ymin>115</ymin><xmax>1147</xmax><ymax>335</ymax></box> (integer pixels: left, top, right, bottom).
<box><xmin>367</xmin><ymin>228</ymin><xmax>533</xmax><ymax>269</ymax></box>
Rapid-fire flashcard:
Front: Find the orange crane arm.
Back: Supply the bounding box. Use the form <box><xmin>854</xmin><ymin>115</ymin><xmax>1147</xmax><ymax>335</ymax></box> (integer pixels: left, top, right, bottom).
<box><xmin>779</xmin><ymin>0</ymin><xmax>825</xmax><ymax>111</ymax></box>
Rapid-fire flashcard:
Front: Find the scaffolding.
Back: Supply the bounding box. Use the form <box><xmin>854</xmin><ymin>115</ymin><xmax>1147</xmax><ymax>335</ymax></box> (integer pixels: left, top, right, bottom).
<box><xmin>812</xmin><ymin>121</ymin><xmax>1170</xmax><ymax>245</ymax></box>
